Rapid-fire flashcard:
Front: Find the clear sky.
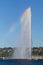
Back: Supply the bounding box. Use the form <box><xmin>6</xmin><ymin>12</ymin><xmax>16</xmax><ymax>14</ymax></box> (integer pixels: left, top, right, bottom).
<box><xmin>0</xmin><ymin>0</ymin><xmax>43</xmax><ymax>48</ymax></box>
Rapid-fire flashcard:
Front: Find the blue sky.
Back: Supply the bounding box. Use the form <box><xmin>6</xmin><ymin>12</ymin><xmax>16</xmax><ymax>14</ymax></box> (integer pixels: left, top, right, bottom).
<box><xmin>0</xmin><ymin>0</ymin><xmax>43</xmax><ymax>47</ymax></box>
<box><xmin>31</xmin><ymin>0</ymin><xmax>43</xmax><ymax>47</ymax></box>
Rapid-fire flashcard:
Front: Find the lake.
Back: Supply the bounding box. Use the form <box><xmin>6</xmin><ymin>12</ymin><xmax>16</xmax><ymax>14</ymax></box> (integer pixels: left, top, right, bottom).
<box><xmin>0</xmin><ymin>59</ymin><xmax>43</xmax><ymax>65</ymax></box>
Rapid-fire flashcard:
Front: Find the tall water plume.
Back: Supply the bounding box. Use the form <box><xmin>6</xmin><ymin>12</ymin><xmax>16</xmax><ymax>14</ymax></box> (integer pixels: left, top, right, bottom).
<box><xmin>11</xmin><ymin>7</ymin><xmax>31</xmax><ymax>59</ymax></box>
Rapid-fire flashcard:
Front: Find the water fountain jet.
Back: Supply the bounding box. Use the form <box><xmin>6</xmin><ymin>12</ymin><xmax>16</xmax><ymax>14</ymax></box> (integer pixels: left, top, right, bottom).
<box><xmin>12</xmin><ymin>7</ymin><xmax>31</xmax><ymax>59</ymax></box>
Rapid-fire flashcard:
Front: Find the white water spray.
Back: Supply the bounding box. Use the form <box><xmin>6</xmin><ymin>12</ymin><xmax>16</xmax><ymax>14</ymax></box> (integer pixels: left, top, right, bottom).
<box><xmin>12</xmin><ymin>7</ymin><xmax>31</xmax><ymax>59</ymax></box>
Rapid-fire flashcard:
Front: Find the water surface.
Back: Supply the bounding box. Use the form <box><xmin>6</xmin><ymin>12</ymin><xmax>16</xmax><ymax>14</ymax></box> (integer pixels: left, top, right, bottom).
<box><xmin>0</xmin><ymin>59</ymin><xmax>43</xmax><ymax>65</ymax></box>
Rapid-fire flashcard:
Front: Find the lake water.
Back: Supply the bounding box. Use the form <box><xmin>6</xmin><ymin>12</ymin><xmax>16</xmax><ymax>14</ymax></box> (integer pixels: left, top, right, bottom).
<box><xmin>0</xmin><ymin>59</ymin><xmax>43</xmax><ymax>65</ymax></box>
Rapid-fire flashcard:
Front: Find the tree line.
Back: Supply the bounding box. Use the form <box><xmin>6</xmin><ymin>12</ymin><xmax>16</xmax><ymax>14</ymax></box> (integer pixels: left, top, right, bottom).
<box><xmin>32</xmin><ymin>47</ymin><xmax>43</xmax><ymax>56</ymax></box>
<box><xmin>0</xmin><ymin>47</ymin><xmax>43</xmax><ymax>57</ymax></box>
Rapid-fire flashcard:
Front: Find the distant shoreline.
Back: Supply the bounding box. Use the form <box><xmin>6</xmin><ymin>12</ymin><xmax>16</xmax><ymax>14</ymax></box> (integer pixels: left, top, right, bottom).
<box><xmin>32</xmin><ymin>56</ymin><xmax>43</xmax><ymax>60</ymax></box>
<box><xmin>0</xmin><ymin>56</ymin><xmax>43</xmax><ymax>60</ymax></box>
